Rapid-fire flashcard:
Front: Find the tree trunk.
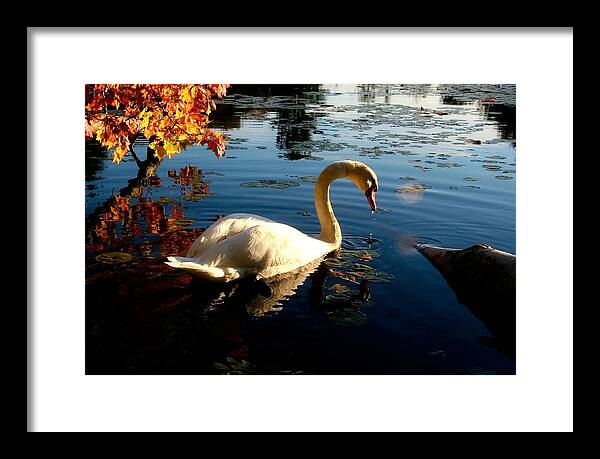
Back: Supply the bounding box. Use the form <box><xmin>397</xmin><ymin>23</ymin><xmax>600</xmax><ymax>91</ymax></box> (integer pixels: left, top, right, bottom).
<box><xmin>86</xmin><ymin>143</ymin><xmax>164</xmax><ymax>233</ymax></box>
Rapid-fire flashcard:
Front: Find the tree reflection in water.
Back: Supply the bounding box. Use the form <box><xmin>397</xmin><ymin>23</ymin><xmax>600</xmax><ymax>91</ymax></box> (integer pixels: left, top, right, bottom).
<box><xmin>85</xmin><ymin>142</ymin><xmax>211</xmax><ymax>255</ymax></box>
<box><xmin>210</xmin><ymin>84</ymin><xmax>326</xmax><ymax>161</ymax></box>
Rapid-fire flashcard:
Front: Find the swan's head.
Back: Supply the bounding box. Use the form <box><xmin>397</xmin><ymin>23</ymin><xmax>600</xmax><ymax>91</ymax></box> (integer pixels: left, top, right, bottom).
<box><xmin>323</xmin><ymin>160</ymin><xmax>379</xmax><ymax>211</ymax></box>
<box><xmin>346</xmin><ymin>161</ymin><xmax>378</xmax><ymax>211</ymax></box>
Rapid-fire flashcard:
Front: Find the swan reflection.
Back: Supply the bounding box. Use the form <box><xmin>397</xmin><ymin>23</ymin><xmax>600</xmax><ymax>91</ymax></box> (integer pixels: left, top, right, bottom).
<box><xmin>188</xmin><ymin>249</ymin><xmax>376</xmax><ymax>324</ymax></box>
<box><xmin>191</xmin><ymin>258</ymin><xmax>326</xmax><ymax>317</ymax></box>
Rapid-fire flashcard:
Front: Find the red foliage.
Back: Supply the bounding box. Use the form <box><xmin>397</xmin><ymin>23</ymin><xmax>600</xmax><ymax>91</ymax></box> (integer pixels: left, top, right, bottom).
<box><xmin>85</xmin><ymin>84</ymin><xmax>230</xmax><ymax>162</ymax></box>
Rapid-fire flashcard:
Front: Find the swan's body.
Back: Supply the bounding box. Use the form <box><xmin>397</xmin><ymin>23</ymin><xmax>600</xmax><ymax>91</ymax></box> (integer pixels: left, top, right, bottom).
<box><xmin>167</xmin><ymin>213</ymin><xmax>334</xmax><ymax>281</ymax></box>
<box><xmin>165</xmin><ymin>160</ymin><xmax>378</xmax><ymax>282</ymax></box>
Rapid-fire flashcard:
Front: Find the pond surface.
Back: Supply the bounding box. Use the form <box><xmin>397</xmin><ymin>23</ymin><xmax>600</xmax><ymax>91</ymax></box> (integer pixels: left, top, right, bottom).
<box><xmin>85</xmin><ymin>84</ymin><xmax>516</xmax><ymax>375</ymax></box>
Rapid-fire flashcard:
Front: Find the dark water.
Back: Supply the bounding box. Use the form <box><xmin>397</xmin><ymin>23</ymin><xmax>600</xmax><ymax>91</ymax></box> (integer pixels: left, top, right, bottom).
<box><xmin>85</xmin><ymin>84</ymin><xmax>516</xmax><ymax>375</ymax></box>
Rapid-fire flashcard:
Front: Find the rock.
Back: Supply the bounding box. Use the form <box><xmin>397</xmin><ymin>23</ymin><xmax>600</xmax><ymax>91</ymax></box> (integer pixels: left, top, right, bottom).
<box><xmin>416</xmin><ymin>243</ymin><xmax>516</xmax><ymax>358</ymax></box>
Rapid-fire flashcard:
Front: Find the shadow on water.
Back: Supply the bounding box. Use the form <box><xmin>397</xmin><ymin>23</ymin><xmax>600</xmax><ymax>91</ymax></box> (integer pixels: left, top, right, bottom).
<box><xmin>86</xmin><ymin>261</ymin><xmax>316</xmax><ymax>374</ymax></box>
<box><xmin>441</xmin><ymin>272</ymin><xmax>515</xmax><ymax>359</ymax></box>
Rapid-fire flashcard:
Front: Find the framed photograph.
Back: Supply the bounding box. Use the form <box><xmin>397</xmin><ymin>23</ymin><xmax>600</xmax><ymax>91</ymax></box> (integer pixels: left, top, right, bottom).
<box><xmin>28</xmin><ymin>27</ymin><xmax>573</xmax><ymax>432</ymax></box>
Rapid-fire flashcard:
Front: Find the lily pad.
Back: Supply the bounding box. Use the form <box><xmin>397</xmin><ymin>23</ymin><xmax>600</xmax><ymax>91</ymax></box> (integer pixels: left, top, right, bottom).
<box><xmin>213</xmin><ymin>362</ymin><xmax>229</xmax><ymax>372</ymax></box>
<box><xmin>435</xmin><ymin>162</ymin><xmax>464</xmax><ymax>168</ymax></box>
<box><xmin>463</xmin><ymin>177</ymin><xmax>479</xmax><ymax>182</ymax></box>
<box><xmin>395</xmin><ymin>183</ymin><xmax>432</xmax><ymax>193</ymax></box>
<box><xmin>330</xmin><ymin>284</ymin><xmax>351</xmax><ymax>294</ymax></box>
<box><xmin>326</xmin><ymin>293</ymin><xmax>351</xmax><ymax>302</ymax></box>
<box><xmin>362</xmin><ymin>271</ymin><xmax>395</xmax><ymax>283</ymax></box>
<box><xmin>352</xmin><ymin>263</ymin><xmax>376</xmax><ymax>273</ymax></box>
<box><xmin>213</xmin><ymin>357</ymin><xmax>257</xmax><ymax>375</ymax></box>
<box><xmin>495</xmin><ymin>175</ymin><xmax>514</xmax><ymax>180</ymax></box>
<box><xmin>182</xmin><ymin>191</ymin><xmax>215</xmax><ymax>202</ymax></box>
<box><xmin>240</xmin><ymin>179</ymin><xmax>300</xmax><ymax>189</ymax></box>
<box><xmin>340</xmin><ymin>249</ymin><xmax>380</xmax><ymax>260</ymax></box>
<box><xmin>271</xmin><ymin>181</ymin><xmax>301</xmax><ymax>189</ymax></box>
<box><xmin>329</xmin><ymin>269</ymin><xmax>359</xmax><ymax>283</ymax></box>
<box><xmin>324</xmin><ymin>257</ymin><xmax>352</xmax><ymax>269</ymax></box>
<box><xmin>482</xmin><ymin>165</ymin><xmax>503</xmax><ymax>171</ymax></box>
<box><xmin>412</xmin><ymin>183</ymin><xmax>432</xmax><ymax>190</ymax></box>
<box><xmin>356</xmin><ymin>251</ymin><xmax>373</xmax><ymax>262</ymax></box>
<box><xmin>95</xmin><ymin>252</ymin><xmax>134</xmax><ymax>265</ymax></box>
<box><xmin>174</xmin><ymin>218</ymin><xmax>196</xmax><ymax>226</ymax></box>
<box><xmin>328</xmin><ymin>308</ymin><xmax>368</xmax><ymax>327</ymax></box>
<box><xmin>427</xmin><ymin>349</ymin><xmax>447</xmax><ymax>357</ymax></box>
<box><xmin>344</xmin><ymin>263</ymin><xmax>395</xmax><ymax>283</ymax></box>
<box><xmin>241</xmin><ymin>179</ymin><xmax>276</xmax><ymax>188</ymax></box>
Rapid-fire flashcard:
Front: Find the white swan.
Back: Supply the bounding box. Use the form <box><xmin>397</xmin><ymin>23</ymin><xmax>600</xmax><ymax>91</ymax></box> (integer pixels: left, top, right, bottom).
<box><xmin>164</xmin><ymin>160</ymin><xmax>378</xmax><ymax>281</ymax></box>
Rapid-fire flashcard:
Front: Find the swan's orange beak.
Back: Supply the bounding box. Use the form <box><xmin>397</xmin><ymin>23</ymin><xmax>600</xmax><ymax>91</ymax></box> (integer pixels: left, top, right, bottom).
<box><xmin>365</xmin><ymin>185</ymin><xmax>377</xmax><ymax>211</ymax></box>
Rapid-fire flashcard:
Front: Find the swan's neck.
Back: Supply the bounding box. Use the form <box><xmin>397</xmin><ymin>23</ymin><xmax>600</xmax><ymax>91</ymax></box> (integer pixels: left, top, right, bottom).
<box><xmin>315</xmin><ymin>168</ymin><xmax>343</xmax><ymax>248</ymax></box>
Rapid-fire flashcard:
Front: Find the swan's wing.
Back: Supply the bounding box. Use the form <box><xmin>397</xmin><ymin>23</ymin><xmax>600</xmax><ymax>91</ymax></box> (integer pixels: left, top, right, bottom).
<box><xmin>186</xmin><ymin>213</ymin><xmax>276</xmax><ymax>258</ymax></box>
<box><xmin>194</xmin><ymin>221</ymin><xmax>330</xmax><ymax>278</ymax></box>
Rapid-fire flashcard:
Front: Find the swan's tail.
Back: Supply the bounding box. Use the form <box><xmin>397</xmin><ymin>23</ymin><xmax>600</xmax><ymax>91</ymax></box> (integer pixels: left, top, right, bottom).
<box><xmin>164</xmin><ymin>256</ymin><xmax>240</xmax><ymax>282</ymax></box>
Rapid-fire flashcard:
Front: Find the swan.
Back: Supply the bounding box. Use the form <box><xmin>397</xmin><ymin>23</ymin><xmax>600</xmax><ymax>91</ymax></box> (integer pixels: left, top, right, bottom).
<box><xmin>164</xmin><ymin>160</ymin><xmax>378</xmax><ymax>282</ymax></box>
